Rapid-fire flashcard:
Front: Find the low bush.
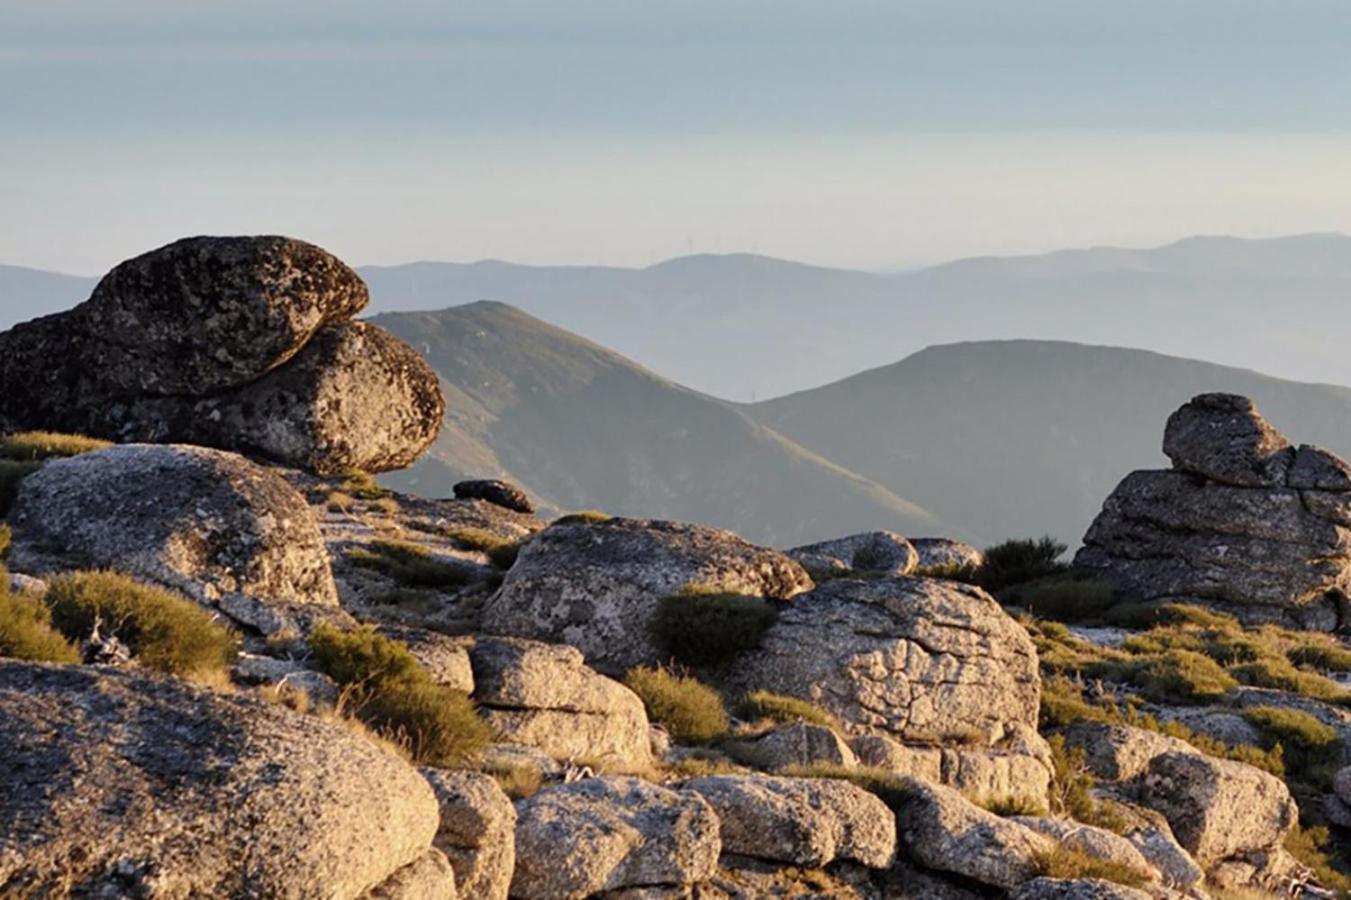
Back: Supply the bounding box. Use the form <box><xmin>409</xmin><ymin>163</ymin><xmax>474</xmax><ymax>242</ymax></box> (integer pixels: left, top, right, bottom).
<box><xmin>1230</xmin><ymin>655</ymin><xmax>1348</xmax><ymax>703</ymax></box>
<box><xmin>348</xmin><ymin>540</ymin><xmax>471</xmax><ymax>591</ymax></box>
<box><xmin>441</xmin><ymin>527</ymin><xmax>521</xmax><ymax>570</ymax></box>
<box><xmin>308</xmin><ymin>624</ymin><xmax>492</xmax><ymax>765</ymax></box>
<box><xmin>740</xmin><ymin>690</ymin><xmax>840</xmax><ymax>731</ymax></box>
<box><xmin>1241</xmin><ymin>705</ymin><xmax>1340</xmax><ymax>791</ymax></box>
<box><xmin>999</xmin><ymin>573</ymin><xmax>1119</xmax><ymax>622</ymax></box>
<box><xmin>553</xmin><ymin>510</ymin><xmax>611</xmax><ymax>526</ymax></box>
<box><xmin>0</xmin><ymin>460</ymin><xmax>41</xmax><ymax>517</ymax></box>
<box><xmin>977</xmin><ymin>536</ymin><xmax>1068</xmax><ymax>591</ymax></box>
<box><xmin>1119</xmin><ymin>649</ymin><xmax>1237</xmax><ymax>705</ymax></box>
<box><xmin>624</xmin><ymin>665</ymin><xmax>729</xmax><ymax>744</ymax></box>
<box><xmin>0</xmin><ymin>570</ymin><xmax>79</xmax><ymax>663</ymax></box>
<box><xmin>0</xmin><ymin>431</ymin><xmax>111</xmax><ymax>461</ymax></box>
<box><xmin>649</xmin><ymin>587</ymin><xmax>779</xmax><ymax>668</ymax></box>
<box><xmin>1031</xmin><ymin>846</ymin><xmax>1149</xmax><ymax>889</ymax></box>
<box><xmin>981</xmin><ymin>795</ymin><xmax>1048</xmax><ymax>817</ymax></box>
<box><xmin>45</xmin><ymin>571</ymin><xmax>236</xmax><ymax>679</ymax></box>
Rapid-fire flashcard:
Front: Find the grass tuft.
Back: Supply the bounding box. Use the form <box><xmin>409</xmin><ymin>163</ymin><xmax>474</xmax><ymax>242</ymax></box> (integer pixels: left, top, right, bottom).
<box><xmin>441</xmin><ymin>527</ymin><xmax>522</xmax><ymax>570</ymax></box>
<box><xmin>740</xmin><ymin>690</ymin><xmax>840</xmax><ymax>731</ymax></box>
<box><xmin>1031</xmin><ymin>846</ymin><xmax>1149</xmax><ymax>889</ymax></box>
<box><xmin>624</xmin><ymin>664</ymin><xmax>729</xmax><ymax>745</ymax></box>
<box><xmin>552</xmin><ymin>510</ymin><xmax>611</xmax><ymax>526</ymax></box>
<box><xmin>45</xmin><ymin>571</ymin><xmax>236</xmax><ymax>679</ymax></box>
<box><xmin>0</xmin><ymin>431</ymin><xmax>111</xmax><ymax>461</ymax></box>
<box><xmin>778</xmin><ymin>762</ymin><xmax>917</xmax><ymax>812</ymax></box>
<box><xmin>0</xmin><ymin>567</ymin><xmax>79</xmax><ymax>663</ymax></box>
<box><xmin>348</xmin><ymin>540</ymin><xmax>472</xmax><ymax>591</ymax></box>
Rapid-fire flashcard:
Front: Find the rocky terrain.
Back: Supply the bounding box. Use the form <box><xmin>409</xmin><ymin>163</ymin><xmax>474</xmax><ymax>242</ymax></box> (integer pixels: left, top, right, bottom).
<box><xmin>2</xmin><ymin>235</ymin><xmax>1350</xmax><ymax>898</ymax></box>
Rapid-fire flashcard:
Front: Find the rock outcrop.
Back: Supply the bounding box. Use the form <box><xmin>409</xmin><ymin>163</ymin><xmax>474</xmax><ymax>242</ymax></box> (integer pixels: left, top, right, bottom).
<box><xmin>481</xmin><ymin>518</ymin><xmax>813</xmax><ymax>673</ymax></box>
<box><xmin>0</xmin><ymin>235</ymin><xmax>443</xmax><ymax>474</ymax></box>
<box><xmin>468</xmin><ymin>637</ymin><xmax>654</xmax><ymax>770</ymax></box>
<box><xmin>1076</xmin><ymin>393</ymin><xmax>1351</xmax><ymax>629</ymax></box>
<box><xmin>681</xmin><ymin>775</ymin><xmax>896</xmax><ymax>869</ymax></box>
<box><xmin>0</xmin><ymin>661</ymin><xmax>440</xmax><ymax>898</ymax></box>
<box><xmin>7</xmin><ymin>444</ymin><xmax>340</xmax><ymax>631</ymax></box>
<box><xmin>729</xmin><ymin>576</ymin><xmax>1041</xmax><ymax>744</ymax></box>
<box><xmin>510</xmin><ymin>777</ymin><xmax>720</xmax><ymax>899</ymax></box>
<box><xmin>910</xmin><ymin>537</ymin><xmax>984</xmax><ymax>571</ymax></box>
<box><xmin>787</xmin><ymin>530</ymin><xmax>918</xmax><ymax>577</ymax></box>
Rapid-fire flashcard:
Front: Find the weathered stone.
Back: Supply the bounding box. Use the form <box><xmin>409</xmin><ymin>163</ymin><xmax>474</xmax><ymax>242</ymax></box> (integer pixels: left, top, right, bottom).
<box><xmin>1012</xmin><ymin>817</ymin><xmax>1157</xmax><ymax>882</ymax></box>
<box><xmin>358</xmin><ymin>849</ymin><xmax>458</xmax><ymax>900</ymax></box>
<box><xmin>420</xmin><ymin>768</ymin><xmax>515</xmax><ymax>900</ymax></box>
<box><xmin>454</xmin><ymin>479</ymin><xmax>535</xmax><ymax>514</ymax></box>
<box><xmin>787</xmin><ymin>530</ymin><xmax>918</xmax><ymax>577</ymax></box>
<box><xmin>894</xmin><ymin>778</ymin><xmax>1054</xmax><ymax>889</ymax></box>
<box><xmin>681</xmin><ymin>775</ymin><xmax>895</xmax><ymax>869</ymax></box>
<box><xmin>469</xmin><ymin>637</ymin><xmax>652</xmax><ymax>770</ymax></box>
<box><xmin>1289</xmin><ymin>445</ymin><xmax>1351</xmax><ymax>491</ymax></box>
<box><xmin>1162</xmin><ymin>393</ymin><xmax>1292</xmax><ymax>487</ymax></box>
<box><xmin>1095</xmin><ymin>794</ymin><xmax>1206</xmax><ymax>891</ymax></box>
<box><xmin>510</xmin><ymin>777</ymin><xmax>720</xmax><ymax>899</ymax></box>
<box><xmin>1008</xmin><ymin>879</ymin><xmax>1152</xmax><ymax>900</ymax></box>
<box><xmin>0</xmin><ymin>661</ymin><xmax>439</xmax><ymax>897</ymax></box>
<box><xmin>730</xmin><ymin>576</ymin><xmax>1040</xmax><ymax>744</ymax></box>
<box><xmin>1063</xmin><ymin>722</ymin><xmax>1198</xmax><ymax>783</ymax></box>
<box><xmin>7</xmin><ymin>444</ymin><xmax>338</xmax><ymax>615</ymax></box>
<box><xmin>850</xmin><ymin>729</ymin><xmax>1051</xmax><ymax>810</ymax></box>
<box><xmin>1140</xmin><ymin>751</ymin><xmax>1297</xmax><ymax>867</ymax></box>
<box><xmin>742</xmin><ymin>723</ymin><xmax>857</xmax><ymax>771</ymax></box>
<box><xmin>911</xmin><ymin>537</ymin><xmax>984</xmax><ymax>571</ymax></box>
<box><xmin>384</xmin><ymin>626</ymin><xmax>474</xmax><ymax>692</ymax></box>
<box><xmin>482</xmin><ymin>518</ymin><xmax>812</xmax><ymax>673</ymax></box>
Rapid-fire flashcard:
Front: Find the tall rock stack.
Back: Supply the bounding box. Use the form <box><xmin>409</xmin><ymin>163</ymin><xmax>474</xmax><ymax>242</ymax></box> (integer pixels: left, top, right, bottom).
<box><xmin>0</xmin><ymin>236</ymin><xmax>443</xmax><ymax>473</ymax></box>
<box><xmin>1076</xmin><ymin>392</ymin><xmax>1351</xmax><ymax>630</ymax></box>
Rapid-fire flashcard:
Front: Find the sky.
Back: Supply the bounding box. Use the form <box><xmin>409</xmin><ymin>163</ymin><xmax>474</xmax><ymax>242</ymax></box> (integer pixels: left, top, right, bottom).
<box><xmin>4</xmin><ymin>0</ymin><xmax>1351</xmax><ymax>275</ymax></box>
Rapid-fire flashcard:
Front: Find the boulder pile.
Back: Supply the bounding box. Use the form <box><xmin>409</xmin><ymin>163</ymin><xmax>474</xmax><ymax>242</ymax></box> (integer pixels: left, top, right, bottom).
<box><xmin>0</xmin><ymin>235</ymin><xmax>443</xmax><ymax>474</ymax></box>
<box><xmin>1076</xmin><ymin>392</ymin><xmax>1351</xmax><ymax>629</ymax></box>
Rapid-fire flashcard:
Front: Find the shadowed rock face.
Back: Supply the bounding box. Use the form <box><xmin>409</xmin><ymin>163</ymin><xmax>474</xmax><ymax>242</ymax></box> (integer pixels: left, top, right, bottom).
<box><xmin>0</xmin><ymin>235</ymin><xmax>442</xmax><ymax>474</ymax></box>
<box><xmin>1077</xmin><ymin>393</ymin><xmax>1351</xmax><ymax>629</ymax></box>
<box><xmin>0</xmin><ymin>661</ymin><xmax>440</xmax><ymax>898</ymax></box>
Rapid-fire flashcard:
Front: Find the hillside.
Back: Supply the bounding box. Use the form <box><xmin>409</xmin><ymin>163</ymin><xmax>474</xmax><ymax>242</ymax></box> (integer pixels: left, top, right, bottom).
<box><xmin>372</xmin><ymin>301</ymin><xmax>950</xmax><ymax>546</ymax></box>
<box><xmin>360</xmin><ymin>233</ymin><xmax>1351</xmax><ymax>400</ymax></box>
<box><xmin>751</xmin><ymin>339</ymin><xmax>1351</xmax><ymax>546</ymax></box>
<box><xmin>0</xmin><ymin>265</ymin><xmax>95</xmax><ymax>330</ymax></box>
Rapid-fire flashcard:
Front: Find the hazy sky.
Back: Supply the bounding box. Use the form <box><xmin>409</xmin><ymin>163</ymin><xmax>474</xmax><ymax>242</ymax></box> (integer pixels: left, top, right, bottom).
<box><xmin>5</xmin><ymin>1</ymin><xmax>1351</xmax><ymax>274</ymax></box>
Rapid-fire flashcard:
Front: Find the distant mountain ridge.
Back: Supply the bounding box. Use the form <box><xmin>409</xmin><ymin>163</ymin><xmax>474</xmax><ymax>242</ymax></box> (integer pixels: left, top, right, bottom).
<box><xmin>373</xmin><ymin>301</ymin><xmax>951</xmax><ymax>547</ymax></box>
<box><xmin>12</xmin><ymin>232</ymin><xmax>1351</xmax><ymax>401</ymax></box>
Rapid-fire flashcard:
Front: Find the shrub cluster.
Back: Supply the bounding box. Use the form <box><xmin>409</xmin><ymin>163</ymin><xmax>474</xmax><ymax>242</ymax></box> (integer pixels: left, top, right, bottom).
<box><xmin>649</xmin><ymin>586</ymin><xmax>779</xmax><ymax>668</ymax></box>
<box><xmin>624</xmin><ymin>664</ymin><xmax>729</xmax><ymax>744</ymax></box>
<box><xmin>45</xmin><ymin>571</ymin><xmax>237</xmax><ymax>679</ymax></box>
<box><xmin>348</xmin><ymin>540</ymin><xmax>472</xmax><ymax>591</ymax></box>
<box><xmin>308</xmin><ymin>624</ymin><xmax>492</xmax><ymax>765</ymax></box>
<box><xmin>976</xmin><ymin>536</ymin><xmax>1068</xmax><ymax>591</ymax></box>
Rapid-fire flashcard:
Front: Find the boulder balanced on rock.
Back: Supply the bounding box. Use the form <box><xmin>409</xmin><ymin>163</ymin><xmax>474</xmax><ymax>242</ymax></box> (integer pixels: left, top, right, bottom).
<box><xmin>0</xmin><ymin>235</ymin><xmax>443</xmax><ymax>474</ymax></box>
<box><xmin>1076</xmin><ymin>393</ymin><xmax>1351</xmax><ymax>630</ymax></box>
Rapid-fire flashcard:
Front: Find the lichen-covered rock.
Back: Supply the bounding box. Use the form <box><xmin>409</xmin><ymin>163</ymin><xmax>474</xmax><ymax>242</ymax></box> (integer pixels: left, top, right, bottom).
<box><xmin>420</xmin><ymin>768</ymin><xmax>515</xmax><ymax>900</ymax></box>
<box><xmin>469</xmin><ymin>637</ymin><xmax>652</xmax><ymax>770</ymax></box>
<box><xmin>742</xmin><ymin>723</ymin><xmax>858</xmax><ymax>771</ymax></box>
<box><xmin>7</xmin><ymin>444</ymin><xmax>339</xmax><ymax>617</ymax></box>
<box><xmin>0</xmin><ymin>661</ymin><xmax>439</xmax><ymax>897</ymax></box>
<box><xmin>787</xmin><ymin>530</ymin><xmax>918</xmax><ymax>577</ymax></box>
<box><xmin>0</xmin><ymin>236</ymin><xmax>444</xmax><ymax>475</ymax></box>
<box><xmin>454</xmin><ymin>479</ymin><xmax>535</xmax><ymax>514</ymax></box>
<box><xmin>1077</xmin><ymin>394</ymin><xmax>1351</xmax><ymax>629</ymax></box>
<box><xmin>729</xmin><ymin>576</ymin><xmax>1040</xmax><ymax>744</ymax></box>
<box><xmin>510</xmin><ymin>777</ymin><xmax>720</xmax><ymax>899</ymax></box>
<box><xmin>1140</xmin><ymin>752</ymin><xmax>1297</xmax><ymax>868</ymax></box>
<box><xmin>911</xmin><ymin>537</ymin><xmax>984</xmax><ymax>571</ymax></box>
<box><xmin>894</xmin><ymin>778</ymin><xmax>1054</xmax><ymax>889</ymax></box>
<box><xmin>682</xmin><ymin>775</ymin><xmax>896</xmax><ymax>869</ymax></box>
<box><xmin>1008</xmin><ymin>878</ymin><xmax>1152</xmax><ymax>900</ymax></box>
<box><xmin>357</xmin><ymin>849</ymin><xmax>458</xmax><ymax>900</ymax></box>
<box><xmin>481</xmin><ymin>518</ymin><xmax>813</xmax><ymax>673</ymax></box>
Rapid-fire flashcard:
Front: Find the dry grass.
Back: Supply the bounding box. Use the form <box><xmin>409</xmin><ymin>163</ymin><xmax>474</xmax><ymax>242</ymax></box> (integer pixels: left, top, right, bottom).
<box><xmin>1031</xmin><ymin>845</ymin><xmax>1150</xmax><ymax>889</ymax></box>
<box><xmin>624</xmin><ymin>665</ymin><xmax>729</xmax><ymax>745</ymax></box>
<box><xmin>552</xmin><ymin>510</ymin><xmax>611</xmax><ymax>526</ymax></box>
<box><xmin>739</xmin><ymin>690</ymin><xmax>840</xmax><ymax>731</ymax></box>
<box><xmin>0</xmin><ymin>431</ymin><xmax>111</xmax><ymax>461</ymax></box>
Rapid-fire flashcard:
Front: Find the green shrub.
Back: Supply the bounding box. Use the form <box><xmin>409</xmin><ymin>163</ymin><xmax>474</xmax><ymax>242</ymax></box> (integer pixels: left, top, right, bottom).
<box><xmin>649</xmin><ymin>587</ymin><xmax>779</xmax><ymax>668</ymax></box>
<box><xmin>45</xmin><ymin>571</ymin><xmax>236</xmax><ymax>678</ymax></box>
<box><xmin>0</xmin><ymin>570</ymin><xmax>79</xmax><ymax>663</ymax></box>
<box><xmin>1231</xmin><ymin>655</ymin><xmax>1349</xmax><ymax>702</ymax></box>
<box><xmin>442</xmin><ymin>528</ymin><xmax>521</xmax><ymax>569</ymax></box>
<box><xmin>348</xmin><ymin>540</ymin><xmax>471</xmax><ymax>590</ymax></box>
<box><xmin>1242</xmin><ymin>706</ymin><xmax>1340</xmax><ymax>791</ymax></box>
<box><xmin>1000</xmin><ymin>573</ymin><xmax>1118</xmax><ymax>622</ymax></box>
<box><xmin>977</xmin><ymin>537</ymin><xmax>1068</xmax><ymax>591</ymax></box>
<box><xmin>1031</xmin><ymin>846</ymin><xmax>1149</xmax><ymax>888</ymax></box>
<box><xmin>0</xmin><ymin>460</ymin><xmax>41</xmax><ymax>517</ymax></box>
<box><xmin>740</xmin><ymin>690</ymin><xmax>840</xmax><ymax>730</ymax></box>
<box><xmin>0</xmin><ymin>431</ymin><xmax>111</xmax><ymax>461</ymax></box>
<box><xmin>308</xmin><ymin>624</ymin><xmax>492</xmax><ymax>765</ymax></box>
<box><xmin>982</xmin><ymin>795</ymin><xmax>1048</xmax><ymax>817</ymax></box>
<box><xmin>1117</xmin><ymin>649</ymin><xmax>1237</xmax><ymax>705</ymax></box>
<box><xmin>624</xmin><ymin>665</ymin><xmax>729</xmax><ymax>744</ymax></box>
<box><xmin>553</xmin><ymin>510</ymin><xmax>611</xmax><ymax>526</ymax></box>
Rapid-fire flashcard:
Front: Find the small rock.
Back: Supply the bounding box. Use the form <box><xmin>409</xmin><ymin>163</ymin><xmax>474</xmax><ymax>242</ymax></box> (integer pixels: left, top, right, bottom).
<box><xmin>1162</xmin><ymin>392</ymin><xmax>1292</xmax><ymax>487</ymax></box>
<box><xmin>910</xmin><ymin>537</ymin><xmax>984</xmax><ymax>570</ymax></box>
<box><xmin>420</xmin><ymin>768</ymin><xmax>516</xmax><ymax>900</ymax></box>
<box><xmin>454</xmin><ymin>479</ymin><xmax>535</xmax><ymax>514</ymax></box>
<box><xmin>787</xmin><ymin>530</ymin><xmax>918</xmax><ymax>577</ymax></box>
<box><xmin>743</xmin><ymin>723</ymin><xmax>857</xmax><ymax>771</ymax></box>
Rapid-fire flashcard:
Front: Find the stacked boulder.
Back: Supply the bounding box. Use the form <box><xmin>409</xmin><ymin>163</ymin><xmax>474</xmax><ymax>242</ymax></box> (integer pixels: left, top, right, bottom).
<box><xmin>0</xmin><ymin>235</ymin><xmax>443</xmax><ymax>474</ymax></box>
<box><xmin>1076</xmin><ymin>393</ymin><xmax>1351</xmax><ymax>630</ymax></box>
